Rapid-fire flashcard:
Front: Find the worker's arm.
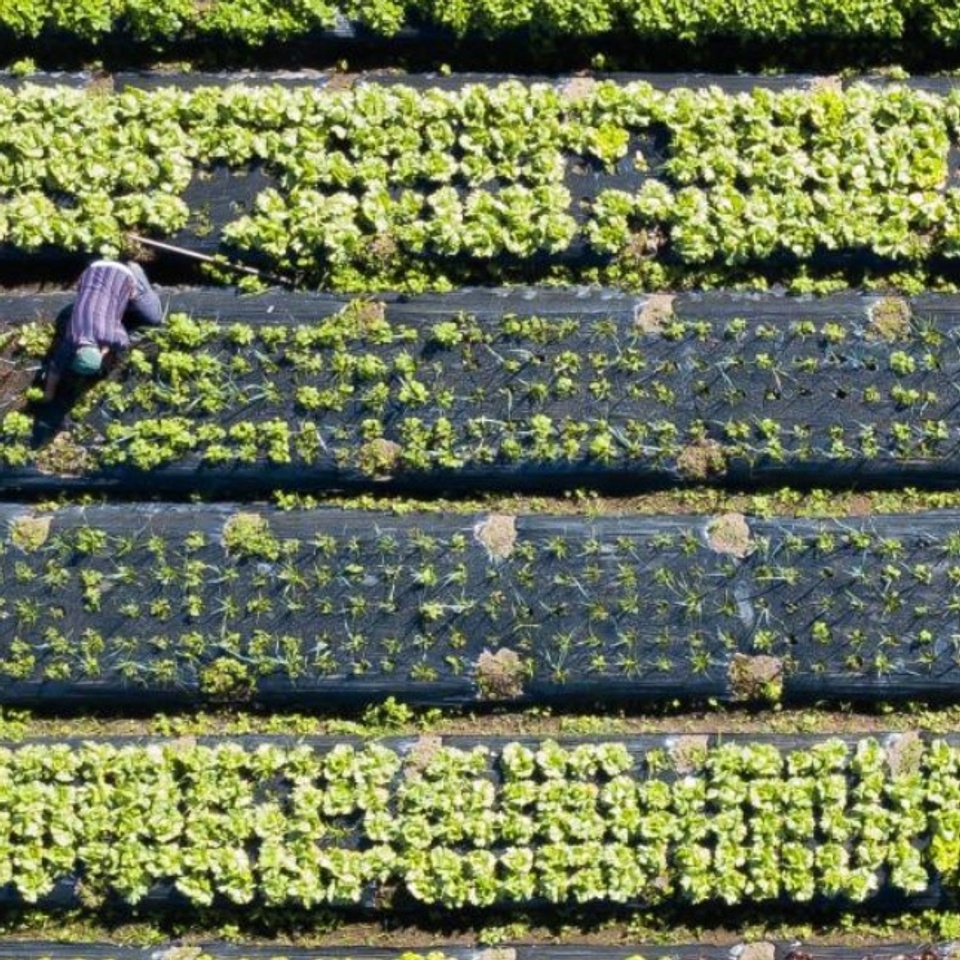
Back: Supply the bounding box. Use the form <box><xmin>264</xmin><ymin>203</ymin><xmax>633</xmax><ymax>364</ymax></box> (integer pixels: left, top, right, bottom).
<box><xmin>104</xmin><ymin>325</ymin><xmax>130</xmax><ymax>351</ymax></box>
<box><xmin>42</xmin><ymin>337</ymin><xmax>76</xmax><ymax>401</ymax></box>
<box><xmin>42</xmin><ymin>368</ymin><xmax>61</xmax><ymax>403</ymax></box>
<box><xmin>124</xmin><ymin>262</ymin><xmax>164</xmax><ymax>326</ymax></box>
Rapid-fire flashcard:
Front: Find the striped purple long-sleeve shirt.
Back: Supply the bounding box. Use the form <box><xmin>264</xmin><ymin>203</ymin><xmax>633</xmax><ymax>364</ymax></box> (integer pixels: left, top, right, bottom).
<box><xmin>50</xmin><ymin>260</ymin><xmax>163</xmax><ymax>374</ymax></box>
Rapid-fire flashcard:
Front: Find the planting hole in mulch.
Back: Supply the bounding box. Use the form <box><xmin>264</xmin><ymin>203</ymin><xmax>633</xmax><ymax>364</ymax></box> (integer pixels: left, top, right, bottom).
<box><xmin>677</xmin><ymin>438</ymin><xmax>728</xmax><ymax>481</ymax></box>
<box><xmin>668</xmin><ymin>734</ymin><xmax>709</xmax><ymax>774</ymax></box>
<box><xmin>867</xmin><ymin>296</ymin><xmax>912</xmax><ymax>341</ymax></box>
<box><xmin>634</xmin><ymin>293</ymin><xmax>675</xmax><ymax>334</ymax></box>
<box><xmin>474</xmin><ymin>513</ymin><xmax>517</xmax><ymax>561</ymax></box>
<box><xmin>476</xmin><ymin>648</ymin><xmax>525</xmax><ymax>699</ymax></box>
<box><xmin>707</xmin><ymin>512</ymin><xmax>755</xmax><ymax>558</ymax></box>
<box><xmin>10</xmin><ymin>515</ymin><xmax>51</xmax><ymax>552</ymax></box>
<box><xmin>885</xmin><ymin>730</ymin><xmax>924</xmax><ymax>776</ymax></box>
<box><xmin>728</xmin><ymin>654</ymin><xmax>783</xmax><ymax>704</ymax></box>
<box><xmin>358</xmin><ymin>438</ymin><xmax>401</xmax><ymax>479</ymax></box>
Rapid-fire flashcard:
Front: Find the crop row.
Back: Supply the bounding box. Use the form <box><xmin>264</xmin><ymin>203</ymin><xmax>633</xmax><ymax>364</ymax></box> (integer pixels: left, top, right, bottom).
<box><xmin>7</xmin><ymin>0</ymin><xmax>960</xmax><ymax>45</ymax></box>
<box><xmin>5</xmin><ymin>0</ymin><xmax>960</xmax><ymax>45</ymax></box>
<box><xmin>3</xmin><ymin>303</ymin><xmax>960</xmax><ymax>487</ymax></box>
<box><xmin>2</xmin><ymin>505</ymin><xmax>960</xmax><ymax>705</ymax></box>
<box><xmin>0</xmin><ymin>81</ymin><xmax>958</xmax><ymax>289</ymax></box>
<box><xmin>0</xmin><ymin>735</ymin><xmax>952</xmax><ymax>909</ymax></box>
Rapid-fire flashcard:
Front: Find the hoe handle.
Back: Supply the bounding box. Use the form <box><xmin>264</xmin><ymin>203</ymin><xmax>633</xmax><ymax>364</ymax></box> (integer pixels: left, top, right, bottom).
<box><xmin>127</xmin><ymin>233</ymin><xmax>297</xmax><ymax>288</ymax></box>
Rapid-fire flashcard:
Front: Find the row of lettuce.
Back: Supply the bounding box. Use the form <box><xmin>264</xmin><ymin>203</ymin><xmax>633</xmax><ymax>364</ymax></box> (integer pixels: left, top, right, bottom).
<box><xmin>0</xmin><ymin>736</ymin><xmax>951</xmax><ymax>908</ymax></box>
<box><xmin>0</xmin><ymin>81</ymin><xmax>958</xmax><ymax>290</ymax></box>
<box><xmin>2</xmin><ymin>302</ymin><xmax>957</xmax><ymax>481</ymax></box>
<box><xmin>6</xmin><ymin>0</ymin><xmax>960</xmax><ymax>44</ymax></box>
<box><xmin>0</xmin><ymin>503</ymin><xmax>956</xmax><ymax>702</ymax></box>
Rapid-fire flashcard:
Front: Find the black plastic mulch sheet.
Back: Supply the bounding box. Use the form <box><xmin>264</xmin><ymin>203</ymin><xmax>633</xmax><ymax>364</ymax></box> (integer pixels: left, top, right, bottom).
<box><xmin>3</xmin><ymin>504</ymin><xmax>960</xmax><ymax>707</ymax></box>
<box><xmin>3</xmin><ymin>289</ymin><xmax>960</xmax><ymax>494</ymax></box>
<box><xmin>1</xmin><ymin>71</ymin><xmax>957</xmax><ymax>94</ymax></box>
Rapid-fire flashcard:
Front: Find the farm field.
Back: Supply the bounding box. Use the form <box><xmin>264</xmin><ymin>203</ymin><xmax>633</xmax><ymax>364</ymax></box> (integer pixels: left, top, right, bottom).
<box><xmin>6</xmin><ymin>8</ymin><xmax>960</xmax><ymax>960</ymax></box>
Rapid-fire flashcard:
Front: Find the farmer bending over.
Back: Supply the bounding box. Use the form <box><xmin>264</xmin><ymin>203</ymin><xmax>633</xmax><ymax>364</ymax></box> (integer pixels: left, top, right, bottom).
<box><xmin>42</xmin><ymin>259</ymin><xmax>163</xmax><ymax>402</ymax></box>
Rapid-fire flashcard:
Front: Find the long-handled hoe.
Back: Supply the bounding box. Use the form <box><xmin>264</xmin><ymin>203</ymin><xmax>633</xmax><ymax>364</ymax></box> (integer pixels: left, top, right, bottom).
<box><xmin>126</xmin><ymin>233</ymin><xmax>298</xmax><ymax>289</ymax></box>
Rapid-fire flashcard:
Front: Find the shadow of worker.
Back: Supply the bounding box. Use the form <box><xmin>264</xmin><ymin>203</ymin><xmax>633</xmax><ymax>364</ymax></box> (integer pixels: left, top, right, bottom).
<box><xmin>30</xmin><ymin>303</ymin><xmax>130</xmax><ymax>449</ymax></box>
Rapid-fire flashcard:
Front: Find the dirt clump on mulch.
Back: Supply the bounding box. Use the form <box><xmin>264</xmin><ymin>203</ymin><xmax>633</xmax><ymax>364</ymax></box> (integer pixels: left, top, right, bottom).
<box><xmin>867</xmin><ymin>296</ymin><xmax>911</xmax><ymax>341</ymax></box>
<box><xmin>736</xmin><ymin>942</ymin><xmax>777</xmax><ymax>960</ymax></box>
<box><xmin>707</xmin><ymin>512</ymin><xmax>755</xmax><ymax>558</ymax></box>
<box><xmin>10</xmin><ymin>515</ymin><xmax>52</xmax><ymax>551</ymax></box>
<box><xmin>342</xmin><ymin>298</ymin><xmax>388</xmax><ymax>334</ymax></box>
<box><xmin>634</xmin><ymin>293</ymin><xmax>675</xmax><ymax>333</ymax></box>
<box><xmin>810</xmin><ymin>76</ymin><xmax>843</xmax><ymax>94</ymax></box>
<box><xmin>668</xmin><ymin>734</ymin><xmax>710</xmax><ymax>773</ymax></box>
<box><xmin>358</xmin><ymin>438</ymin><xmax>401</xmax><ymax>478</ymax></box>
<box><xmin>562</xmin><ymin>76</ymin><xmax>597</xmax><ymax>101</ymax></box>
<box><xmin>403</xmin><ymin>735</ymin><xmax>444</xmax><ymax>780</ymax></box>
<box><xmin>477</xmin><ymin>648</ymin><xmax>526</xmax><ymax>699</ymax></box>
<box><xmin>885</xmin><ymin>730</ymin><xmax>924</xmax><ymax>776</ymax></box>
<box><xmin>474</xmin><ymin>513</ymin><xmax>517</xmax><ymax>560</ymax></box>
<box><xmin>480</xmin><ymin>950</ymin><xmax>518</xmax><ymax>960</ymax></box>
<box><xmin>728</xmin><ymin>654</ymin><xmax>783</xmax><ymax>703</ymax></box>
<box><xmin>34</xmin><ymin>430</ymin><xmax>91</xmax><ymax>476</ymax></box>
<box><xmin>677</xmin><ymin>438</ymin><xmax>727</xmax><ymax>480</ymax></box>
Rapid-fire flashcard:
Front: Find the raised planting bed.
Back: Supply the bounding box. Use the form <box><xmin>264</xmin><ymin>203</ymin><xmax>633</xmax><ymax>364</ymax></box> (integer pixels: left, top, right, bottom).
<box><xmin>3</xmin><ymin>81</ymin><xmax>960</xmax><ymax>290</ymax></box>
<box><xmin>4</xmin><ymin>504</ymin><xmax>960</xmax><ymax>707</ymax></box>
<box><xmin>6</xmin><ymin>292</ymin><xmax>960</xmax><ymax>491</ymax></box>
<box><xmin>0</xmin><ymin>734</ymin><xmax>950</xmax><ymax>911</ymax></box>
